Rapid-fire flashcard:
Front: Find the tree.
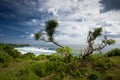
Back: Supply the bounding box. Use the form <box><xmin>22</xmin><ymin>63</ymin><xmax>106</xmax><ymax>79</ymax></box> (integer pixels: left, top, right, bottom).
<box><xmin>34</xmin><ymin>20</ymin><xmax>63</xmax><ymax>48</ymax></box>
<box><xmin>82</xmin><ymin>27</ymin><xmax>115</xmax><ymax>59</ymax></box>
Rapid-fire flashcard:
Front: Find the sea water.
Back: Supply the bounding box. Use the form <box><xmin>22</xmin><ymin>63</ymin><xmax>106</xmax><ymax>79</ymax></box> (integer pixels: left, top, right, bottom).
<box><xmin>14</xmin><ymin>46</ymin><xmax>56</xmax><ymax>56</ymax></box>
<box><xmin>15</xmin><ymin>44</ymin><xmax>120</xmax><ymax>56</ymax></box>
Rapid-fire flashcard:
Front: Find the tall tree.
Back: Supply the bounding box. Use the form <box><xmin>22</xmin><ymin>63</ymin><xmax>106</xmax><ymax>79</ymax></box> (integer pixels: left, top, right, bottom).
<box><xmin>34</xmin><ymin>20</ymin><xmax>63</xmax><ymax>48</ymax></box>
<box><xmin>82</xmin><ymin>27</ymin><xmax>115</xmax><ymax>59</ymax></box>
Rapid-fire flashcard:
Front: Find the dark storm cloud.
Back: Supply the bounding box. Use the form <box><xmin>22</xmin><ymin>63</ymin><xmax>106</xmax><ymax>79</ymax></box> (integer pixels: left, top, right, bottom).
<box><xmin>107</xmin><ymin>34</ymin><xmax>120</xmax><ymax>38</ymax></box>
<box><xmin>0</xmin><ymin>0</ymin><xmax>49</xmax><ymax>43</ymax></box>
<box><xmin>99</xmin><ymin>0</ymin><xmax>120</xmax><ymax>12</ymax></box>
<box><xmin>0</xmin><ymin>0</ymin><xmax>51</xmax><ymax>21</ymax></box>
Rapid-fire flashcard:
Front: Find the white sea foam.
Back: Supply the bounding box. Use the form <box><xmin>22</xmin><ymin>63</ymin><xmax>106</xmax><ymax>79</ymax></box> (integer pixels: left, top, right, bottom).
<box><xmin>14</xmin><ymin>47</ymin><xmax>56</xmax><ymax>56</ymax></box>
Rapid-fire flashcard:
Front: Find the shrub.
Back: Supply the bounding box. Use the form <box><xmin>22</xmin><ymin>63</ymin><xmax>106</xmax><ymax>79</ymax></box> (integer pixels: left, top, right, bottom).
<box><xmin>105</xmin><ymin>74</ymin><xmax>115</xmax><ymax>80</ymax></box>
<box><xmin>16</xmin><ymin>66</ymin><xmax>39</xmax><ymax>80</ymax></box>
<box><xmin>45</xmin><ymin>61</ymin><xmax>58</xmax><ymax>72</ymax></box>
<box><xmin>47</xmin><ymin>54</ymin><xmax>64</xmax><ymax>62</ymax></box>
<box><xmin>2</xmin><ymin>62</ymin><xmax>9</xmax><ymax>67</ymax></box>
<box><xmin>86</xmin><ymin>54</ymin><xmax>101</xmax><ymax>63</ymax></box>
<box><xmin>35</xmin><ymin>54</ymin><xmax>46</xmax><ymax>60</ymax></box>
<box><xmin>23</xmin><ymin>52</ymin><xmax>36</xmax><ymax>60</ymax></box>
<box><xmin>18</xmin><ymin>66</ymin><xmax>32</xmax><ymax>75</ymax></box>
<box><xmin>93</xmin><ymin>56</ymin><xmax>112</xmax><ymax>70</ymax></box>
<box><xmin>0</xmin><ymin>50</ymin><xmax>13</xmax><ymax>63</ymax></box>
<box><xmin>3</xmin><ymin>45</ymin><xmax>21</xmax><ymax>58</ymax></box>
<box><xmin>106</xmin><ymin>48</ymin><xmax>120</xmax><ymax>57</ymax></box>
<box><xmin>15</xmin><ymin>58</ymin><xmax>23</xmax><ymax>62</ymax></box>
<box><xmin>56</xmin><ymin>47</ymin><xmax>72</xmax><ymax>63</ymax></box>
<box><xmin>87</xmin><ymin>72</ymin><xmax>98</xmax><ymax>80</ymax></box>
<box><xmin>31</xmin><ymin>62</ymin><xmax>48</xmax><ymax>77</ymax></box>
<box><xmin>71</xmin><ymin>69</ymin><xmax>81</xmax><ymax>78</ymax></box>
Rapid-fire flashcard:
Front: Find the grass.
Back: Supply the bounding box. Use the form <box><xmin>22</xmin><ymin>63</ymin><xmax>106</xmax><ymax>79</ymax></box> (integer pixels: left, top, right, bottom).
<box><xmin>0</xmin><ymin>55</ymin><xmax>120</xmax><ymax>80</ymax></box>
<box><xmin>0</xmin><ymin>44</ymin><xmax>120</xmax><ymax>80</ymax></box>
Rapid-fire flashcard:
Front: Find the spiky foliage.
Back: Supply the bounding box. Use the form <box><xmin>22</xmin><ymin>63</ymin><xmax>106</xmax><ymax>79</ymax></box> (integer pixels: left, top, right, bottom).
<box><xmin>34</xmin><ymin>32</ymin><xmax>41</xmax><ymax>40</ymax></box>
<box><xmin>45</xmin><ymin>20</ymin><xmax>58</xmax><ymax>41</ymax></box>
<box><xmin>34</xmin><ymin>20</ymin><xmax>63</xmax><ymax>48</ymax></box>
<box><xmin>82</xmin><ymin>27</ymin><xmax>116</xmax><ymax>59</ymax></box>
<box><xmin>91</xmin><ymin>27</ymin><xmax>102</xmax><ymax>40</ymax></box>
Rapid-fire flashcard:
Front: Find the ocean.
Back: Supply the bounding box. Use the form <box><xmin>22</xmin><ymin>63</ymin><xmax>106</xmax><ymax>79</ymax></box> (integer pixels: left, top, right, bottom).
<box><xmin>15</xmin><ymin>44</ymin><xmax>120</xmax><ymax>56</ymax></box>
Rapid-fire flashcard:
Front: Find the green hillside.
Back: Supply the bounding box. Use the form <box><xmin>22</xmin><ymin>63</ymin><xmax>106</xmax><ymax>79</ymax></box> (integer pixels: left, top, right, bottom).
<box><xmin>0</xmin><ymin>44</ymin><xmax>120</xmax><ymax>80</ymax></box>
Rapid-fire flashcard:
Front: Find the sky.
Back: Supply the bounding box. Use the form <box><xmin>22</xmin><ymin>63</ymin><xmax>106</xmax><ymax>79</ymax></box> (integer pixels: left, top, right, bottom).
<box><xmin>0</xmin><ymin>0</ymin><xmax>120</xmax><ymax>45</ymax></box>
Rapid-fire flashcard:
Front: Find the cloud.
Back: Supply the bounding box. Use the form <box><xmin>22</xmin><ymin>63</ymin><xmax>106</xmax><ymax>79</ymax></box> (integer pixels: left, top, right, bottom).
<box><xmin>23</xmin><ymin>19</ymin><xmax>41</xmax><ymax>27</ymax></box>
<box><xmin>22</xmin><ymin>0</ymin><xmax>119</xmax><ymax>45</ymax></box>
<box><xmin>0</xmin><ymin>0</ymin><xmax>120</xmax><ymax>45</ymax></box>
<box><xmin>99</xmin><ymin>0</ymin><xmax>120</xmax><ymax>12</ymax></box>
<box><xmin>47</xmin><ymin>8</ymin><xmax>59</xmax><ymax>17</ymax></box>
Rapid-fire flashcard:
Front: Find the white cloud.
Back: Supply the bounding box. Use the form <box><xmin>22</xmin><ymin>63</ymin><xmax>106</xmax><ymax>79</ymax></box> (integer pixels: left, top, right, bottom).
<box><xmin>27</xmin><ymin>33</ymin><xmax>34</xmax><ymax>39</ymax></box>
<box><xmin>24</xmin><ymin>19</ymin><xmax>41</xmax><ymax>26</ymax></box>
<box><xmin>33</xmin><ymin>0</ymin><xmax>120</xmax><ymax>44</ymax></box>
<box><xmin>47</xmin><ymin>8</ymin><xmax>59</xmax><ymax>17</ymax></box>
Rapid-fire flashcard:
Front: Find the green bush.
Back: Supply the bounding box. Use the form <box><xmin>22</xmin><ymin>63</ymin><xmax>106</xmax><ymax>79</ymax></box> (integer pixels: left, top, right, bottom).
<box><xmin>0</xmin><ymin>50</ymin><xmax>13</xmax><ymax>63</ymax></box>
<box><xmin>16</xmin><ymin>66</ymin><xmax>39</xmax><ymax>80</ymax></box>
<box><xmin>45</xmin><ymin>61</ymin><xmax>58</xmax><ymax>72</ymax></box>
<box><xmin>86</xmin><ymin>54</ymin><xmax>112</xmax><ymax>70</ymax></box>
<box><xmin>47</xmin><ymin>54</ymin><xmax>64</xmax><ymax>62</ymax></box>
<box><xmin>23</xmin><ymin>52</ymin><xmax>36</xmax><ymax>60</ymax></box>
<box><xmin>71</xmin><ymin>69</ymin><xmax>81</xmax><ymax>78</ymax></box>
<box><xmin>56</xmin><ymin>47</ymin><xmax>72</xmax><ymax>63</ymax></box>
<box><xmin>1</xmin><ymin>71</ymin><xmax>18</xmax><ymax>80</ymax></box>
<box><xmin>105</xmin><ymin>73</ymin><xmax>115</xmax><ymax>80</ymax></box>
<box><xmin>35</xmin><ymin>54</ymin><xmax>46</xmax><ymax>60</ymax></box>
<box><xmin>3</xmin><ymin>45</ymin><xmax>21</xmax><ymax>58</ymax></box>
<box><xmin>2</xmin><ymin>62</ymin><xmax>9</xmax><ymax>67</ymax></box>
<box><xmin>86</xmin><ymin>54</ymin><xmax>101</xmax><ymax>63</ymax></box>
<box><xmin>94</xmin><ymin>56</ymin><xmax>112</xmax><ymax>70</ymax></box>
<box><xmin>31</xmin><ymin>62</ymin><xmax>48</xmax><ymax>77</ymax></box>
<box><xmin>106</xmin><ymin>48</ymin><xmax>120</xmax><ymax>57</ymax></box>
<box><xmin>0</xmin><ymin>44</ymin><xmax>22</xmax><ymax>59</ymax></box>
<box><xmin>18</xmin><ymin>67</ymin><xmax>32</xmax><ymax>75</ymax></box>
<box><xmin>87</xmin><ymin>72</ymin><xmax>98</xmax><ymax>80</ymax></box>
<box><xmin>15</xmin><ymin>58</ymin><xmax>23</xmax><ymax>62</ymax></box>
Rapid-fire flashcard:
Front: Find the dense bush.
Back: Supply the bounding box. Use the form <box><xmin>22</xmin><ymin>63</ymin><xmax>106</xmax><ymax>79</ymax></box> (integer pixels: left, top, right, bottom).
<box><xmin>86</xmin><ymin>54</ymin><xmax>112</xmax><ymax>70</ymax></box>
<box><xmin>30</xmin><ymin>61</ymin><xmax>59</xmax><ymax>77</ymax></box>
<box><xmin>56</xmin><ymin>47</ymin><xmax>72</xmax><ymax>63</ymax></box>
<box><xmin>47</xmin><ymin>54</ymin><xmax>65</xmax><ymax>62</ymax></box>
<box><xmin>16</xmin><ymin>66</ymin><xmax>39</xmax><ymax>80</ymax></box>
<box><xmin>3</xmin><ymin>45</ymin><xmax>21</xmax><ymax>58</ymax></box>
<box><xmin>87</xmin><ymin>72</ymin><xmax>99</xmax><ymax>80</ymax></box>
<box><xmin>0</xmin><ymin>44</ymin><xmax>21</xmax><ymax>58</ymax></box>
<box><xmin>86</xmin><ymin>54</ymin><xmax>101</xmax><ymax>63</ymax></box>
<box><xmin>94</xmin><ymin>56</ymin><xmax>112</xmax><ymax>70</ymax></box>
<box><xmin>106</xmin><ymin>48</ymin><xmax>120</xmax><ymax>57</ymax></box>
<box><xmin>35</xmin><ymin>54</ymin><xmax>47</xmax><ymax>60</ymax></box>
<box><xmin>22</xmin><ymin>52</ymin><xmax>36</xmax><ymax>60</ymax></box>
<box><xmin>105</xmin><ymin>73</ymin><xmax>115</xmax><ymax>80</ymax></box>
<box><xmin>0</xmin><ymin>50</ymin><xmax>12</xmax><ymax>63</ymax></box>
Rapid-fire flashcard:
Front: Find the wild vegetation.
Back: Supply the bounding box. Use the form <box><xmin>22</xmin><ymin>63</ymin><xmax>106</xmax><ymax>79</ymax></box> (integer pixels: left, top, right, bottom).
<box><xmin>0</xmin><ymin>20</ymin><xmax>119</xmax><ymax>80</ymax></box>
<box><xmin>0</xmin><ymin>44</ymin><xmax>120</xmax><ymax>80</ymax></box>
<box><xmin>34</xmin><ymin>20</ymin><xmax>115</xmax><ymax>59</ymax></box>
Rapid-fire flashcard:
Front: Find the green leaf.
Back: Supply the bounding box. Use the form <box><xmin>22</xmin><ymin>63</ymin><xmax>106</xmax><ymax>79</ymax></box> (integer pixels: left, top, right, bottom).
<box><xmin>34</xmin><ymin>32</ymin><xmax>41</xmax><ymax>40</ymax></box>
<box><xmin>45</xmin><ymin>20</ymin><xmax>58</xmax><ymax>38</ymax></box>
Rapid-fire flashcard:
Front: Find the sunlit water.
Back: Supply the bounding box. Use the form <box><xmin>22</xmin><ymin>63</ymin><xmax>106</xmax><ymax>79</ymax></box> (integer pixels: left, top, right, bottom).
<box><xmin>15</xmin><ymin>44</ymin><xmax>120</xmax><ymax>56</ymax></box>
<box><xmin>15</xmin><ymin>47</ymin><xmax>56</xmax><ymax>56</ymax></box>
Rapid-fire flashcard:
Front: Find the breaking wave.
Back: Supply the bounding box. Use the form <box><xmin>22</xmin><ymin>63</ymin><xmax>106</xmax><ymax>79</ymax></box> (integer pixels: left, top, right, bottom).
<box><xmin>15</xmin><ymin>47</ymin><xmax>56</xmax><ymax>56</ymax></box>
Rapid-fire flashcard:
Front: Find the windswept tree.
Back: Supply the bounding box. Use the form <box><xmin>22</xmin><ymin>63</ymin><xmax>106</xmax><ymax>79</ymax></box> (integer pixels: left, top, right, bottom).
<box><xmin>82</xmin><ymin>27</ymin><xmax>115</xmax><ymax>59</ymax></box>
<box><xmin>34</xmin><ymin>20</ymin><xmax>63</xmax><ymax>48</ymax></box>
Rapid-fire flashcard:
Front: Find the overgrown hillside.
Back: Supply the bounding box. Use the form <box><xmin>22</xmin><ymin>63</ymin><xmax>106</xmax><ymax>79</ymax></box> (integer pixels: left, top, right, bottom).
<box><xmin>0</xmin><ymin>44</ymin><xmax>120</xmax><ymax>80</ymax></box>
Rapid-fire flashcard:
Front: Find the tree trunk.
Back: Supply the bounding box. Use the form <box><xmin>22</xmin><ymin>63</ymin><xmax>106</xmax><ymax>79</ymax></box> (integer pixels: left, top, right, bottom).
<box><xmin>82</xmin><ymin>52</ymin><xmax>92</xmax><ymax>59</ymax></box>
<box><xmin>52</xmin><ymin>41</ymin><xmax>64</xmax><ymax>48</ymax></box>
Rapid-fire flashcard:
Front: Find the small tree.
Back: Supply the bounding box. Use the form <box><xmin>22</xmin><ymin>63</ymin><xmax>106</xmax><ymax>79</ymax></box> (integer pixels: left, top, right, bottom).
<box><xmin>34</xmin><ymin>20</ymin><xmax>63</xmax><ymax>48</ymax></box>
<box><xmin>82</xmin><ymin>27</ymin><xmax>115</xmax><ymax>59</ymax></box>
